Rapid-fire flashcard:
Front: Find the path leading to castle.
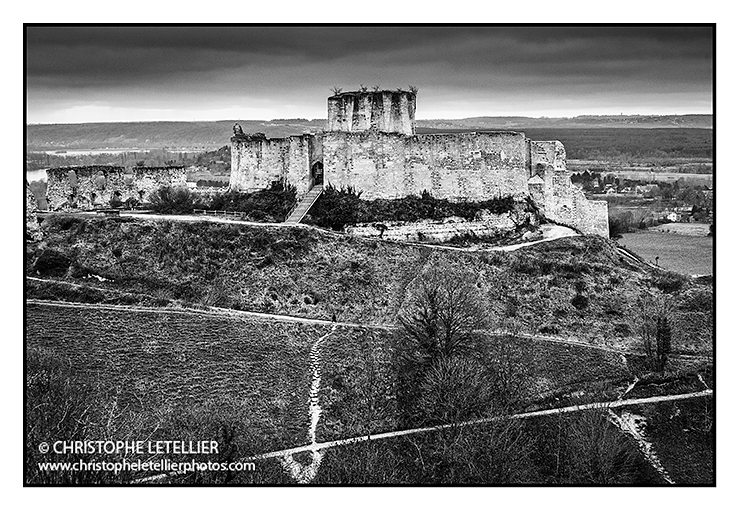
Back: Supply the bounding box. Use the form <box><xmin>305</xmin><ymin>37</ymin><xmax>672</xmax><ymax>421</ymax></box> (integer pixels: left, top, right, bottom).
<box><xmin>86</xmin><ymin>211</ymin><xmax>580</xmax><ymax>254</ymax></box>
<box><xmin>277</xmin><ymin>325</ymin><xmax>336</xmax><ymax>484</ymax></box>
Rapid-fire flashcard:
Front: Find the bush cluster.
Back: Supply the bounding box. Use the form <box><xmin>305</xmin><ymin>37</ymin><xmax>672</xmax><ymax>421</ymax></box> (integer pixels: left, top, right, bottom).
<box><xmin>147</xmin><ymin>180</ymin><xmax>297</xmax><ymax>221</ymax></box>
<box><xmin>306</xmin><ymin>185</ymin><xmax>518</xmax><ymax>231</ymax></box>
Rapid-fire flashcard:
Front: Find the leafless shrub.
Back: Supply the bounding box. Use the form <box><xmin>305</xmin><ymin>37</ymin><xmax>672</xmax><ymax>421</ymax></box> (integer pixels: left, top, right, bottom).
<box><xmin>330</xmin><ymin>86</ymin><xmax>343</xmax><ymax>96</ymax></box>
<box><xmin>638</xmin><ymin>291</ymin><xmax>673</xmax><ymax>372</ymax></box>
<box><xmin>200</xmin><ymin>278</ymin><xmax>229</xmax><ymax>308</ymax></box>
<box><xmin>487</xmin><ymin>334</ymin><xmax>526</xmax><ymax>411</ymax></box>
<box><xmin>419</xmin><ymin>356</ymin><xmax>493</xmax><ymax>426</ymax></box>
<box><xmin>563</xmin><ymin>410</ymin><xmax>640</xmax><ymax>484</ymax></box>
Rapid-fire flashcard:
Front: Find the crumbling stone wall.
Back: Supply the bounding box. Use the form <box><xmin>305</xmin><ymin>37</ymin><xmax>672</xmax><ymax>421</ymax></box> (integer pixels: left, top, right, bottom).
<box><xmin>46</xmin><ymin>165</ymin><xmax>187</xmax><ymax>211</ymax></box>
<box><xmin>229</xmin><ymin>133</ymin><xmax>313</xmax><ymax>197</ymax></box>
<box><xmin>345</xmin><ymin>205</ymin><xmax>538</xmax><ymax>243</ymax></box>
<box><xmin>327</xmin><ymin>90</ymin><xmax>416</xmax><ymax>136</ymax></box>
<box><xmin>323</xmin><ymin>131</ymin><xmax>530</xmax><ymax>201</ymax></box>
<box><xmin>26</xmin><ymin>181</ymin><xmax>42</xmax><ymax>241</ymax></box>
<box><xmin>527</xmin><ymin>140</ymin><xmax>609</xmax><ymax>236</ymax></box>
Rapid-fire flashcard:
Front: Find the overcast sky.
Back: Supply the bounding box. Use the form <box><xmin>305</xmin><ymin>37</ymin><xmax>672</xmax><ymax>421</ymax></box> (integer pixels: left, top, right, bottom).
<box><xmin>26</xmin><ymin>26</ymin><xmax>714</xmax><ymax>124</ymax></box>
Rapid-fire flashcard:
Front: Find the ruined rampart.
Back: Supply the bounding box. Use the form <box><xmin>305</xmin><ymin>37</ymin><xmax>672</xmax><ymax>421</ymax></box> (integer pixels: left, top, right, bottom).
<box><xmin>46</xmin><ymin>165</ymin><xmax>187</xmax><ymax>211</ymax></box>
<box><xmin>229</xmin><ymin>133</ymin><xmax>316</xmax><ymax>197</ymax></box>
<box><xmin>322</xmin><ymin>131</ymin><xmax>529</xmax><ymax>201</ymax></box>
<box><xmin>26</xmin><ymin>181</ymin><xmax>42</xmax><ymax>240</ymax></box>
<box><xmin>345</xmin><ymin>205</ymin><xmax>539</xmax><ymax>243</ymax></box>
<box><xmin>527</xmin><ymin>141</ymin><xmax>609</xmax><ymax>236</ymax></box>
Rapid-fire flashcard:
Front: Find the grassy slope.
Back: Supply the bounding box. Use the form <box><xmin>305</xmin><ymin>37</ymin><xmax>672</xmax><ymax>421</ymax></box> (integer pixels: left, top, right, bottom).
<box><xmin>29</xmin><ymin>215</ymin><xmax>713</xmax><ymax>354</ymax></box>
<box><xmin>26</xmin><ymin>304</ymin><xmax>322</xmax><ymax>456</ymax></box>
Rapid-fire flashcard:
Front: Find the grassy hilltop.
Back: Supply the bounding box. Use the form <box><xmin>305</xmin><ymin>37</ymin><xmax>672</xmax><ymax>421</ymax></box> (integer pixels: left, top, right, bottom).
<box><xmin>28</xmin><ymin>216</ymin><xmax>712</xmax><ymax>353</ymax></box>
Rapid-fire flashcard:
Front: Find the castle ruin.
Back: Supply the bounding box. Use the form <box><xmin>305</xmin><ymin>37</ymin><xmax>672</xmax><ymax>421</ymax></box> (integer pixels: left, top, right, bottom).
<box><xmin>230</xmin><ymin>89</ymin><xmax>609</xmax><ymax>236</ymax></box>
<box><xmin>46</xmin><ymin>165</ymin><xmax>187</xmax><ymax>211</ymax></box>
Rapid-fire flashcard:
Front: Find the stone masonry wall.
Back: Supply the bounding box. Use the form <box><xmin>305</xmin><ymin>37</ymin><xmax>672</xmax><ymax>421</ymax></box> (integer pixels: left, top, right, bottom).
<box><xmin>327</xmin><ymin>90</ymin><xmax>416</xmax><ymax>135</ymax></box>
<box><xmin>26</xmin><ymin>181</ymin><xmax>42</xmax><ymax>240</ymax></box>
<box><xmin>46</xmin><ymin>165</ymin><xmax>187</xmax><ymax>211</ymax></box>
<box><xmin>230</xmin><ymin>134</ymin><xmax>312</xmax><ymax>198</ymax></box>
<box><xmin>323</xmin><ymin>131</ymin><xmax>530</xmax><ymax>201</ymax></box>
<box><xmin>345</xmin><ymin>206</ymin><xmax>538</xmax><ymax>243</ymax></box>
<box><xmin>528</xmin><ymin>140</ymin><xmax>609</xmax><ymax>236</ymax></box>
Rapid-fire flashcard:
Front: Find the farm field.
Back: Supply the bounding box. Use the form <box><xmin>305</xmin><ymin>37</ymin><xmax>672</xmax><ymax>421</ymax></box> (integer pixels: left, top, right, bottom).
<box><xmin>602</xmin><ymin>171</ymin><xmax>712</xmax><ymax>186</ymax></box>
<box><xmin>646</xmin><ymin>222</ymin><xmax>711</xmax><ymax>237</ymax></box>
<box><xmin>618</xmin><ymin>231</ymin><xmax>713</xmax><ymax>276</ymax></box>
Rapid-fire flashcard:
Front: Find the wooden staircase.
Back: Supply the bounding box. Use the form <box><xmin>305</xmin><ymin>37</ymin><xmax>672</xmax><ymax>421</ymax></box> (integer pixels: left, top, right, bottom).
<box><xmin>285</xmin><ymin>185</ymin><xmax>323</xmax><ymax>224</ymax></box>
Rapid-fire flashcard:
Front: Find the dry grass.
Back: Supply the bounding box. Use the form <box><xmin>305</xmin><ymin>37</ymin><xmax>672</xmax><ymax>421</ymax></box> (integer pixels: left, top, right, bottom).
<box><xmin>26</xmin><ymin>304</ymin><xmax>324</xmax><ymax>457</ymax></box>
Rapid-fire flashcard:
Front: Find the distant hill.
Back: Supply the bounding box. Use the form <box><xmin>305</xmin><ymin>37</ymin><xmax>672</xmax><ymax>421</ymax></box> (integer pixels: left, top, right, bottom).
<box><xmin>26</xmin><ymin>115</ymin><xmax>712</xmax><ymax>152</ymax></box>
<box><xmin>417</xmin><ymin>114</ymin><xmax>713</xmax><ymax>131</ymax></box>
<box><xmin>25</xmin><ymin>120</ymin><xmax>325</xmax><ymax>151</ymax></box>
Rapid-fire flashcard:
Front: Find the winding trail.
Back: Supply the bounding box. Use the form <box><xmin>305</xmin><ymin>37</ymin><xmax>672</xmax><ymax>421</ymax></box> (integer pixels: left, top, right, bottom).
<box><xmin>607</xmin><ymin>409</ymin><xmax>675</xmax><ymax>484</ymax></box>
<box><xmin>277</xmin><ymin>326</ymin><xmax>336</xmax><ymax>484</ymax></box>
<box><xmin>45</xmin><ymin>211</ymin><xmax>580</xmax><ymax>254</ymax></box>
<box><xmin>618</xmin><ymin>376</ymin><xmax>639</xmax><ymax>400</ymax></box>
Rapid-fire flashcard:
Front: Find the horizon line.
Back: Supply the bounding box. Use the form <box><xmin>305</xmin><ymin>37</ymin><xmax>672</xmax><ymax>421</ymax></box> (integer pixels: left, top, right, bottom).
<box><xmin>26</xmin><ymin>112</ymin><xmax>714</xmax><ymax>126</ymax></box>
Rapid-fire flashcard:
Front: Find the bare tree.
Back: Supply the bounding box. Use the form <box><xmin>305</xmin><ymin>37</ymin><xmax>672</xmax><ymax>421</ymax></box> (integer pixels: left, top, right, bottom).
<box><xmin>638</xmin><ymin>291</ymin><xmax>673</xmax><ymax>372</ymax></box>
<box><xmin>394</xmin><ymin>261</ymin><xmax>490</xmax><ymax>426</ymax></box>
<box><xmin>409</xmin><ymin>85</ymin><xmax>418</xmax><ymax>95</ymax></box>
<box><xmin>330</xmin><ymin>86</ymin><xmax>343</xmax><ymax>96</ymax></box>
<box><xmin>372</xmin><ymin>84</ymin><xmax>381</xmax><ymax>92</ymax></box>
<box><xmin>359</xmin><ymin>83</ymin><xmax>368</xmax><ymax>92</ymax></box>
<box><xmin>397</xmin><ymin>262</ymin><xmax>489</xmax><ymax>364</ymax></box>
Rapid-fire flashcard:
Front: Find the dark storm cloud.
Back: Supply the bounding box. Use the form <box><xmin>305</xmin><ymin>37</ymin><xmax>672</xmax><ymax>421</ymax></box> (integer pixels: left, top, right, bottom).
<box><xmin>26</xmin><ymin>26</ymin><xmax>712</xmax><ymax>83</ymax></box>
<box><xmin>25</xmin><ymin>25</ymin><xmax>713</xmax><ymax>121</ymax></box>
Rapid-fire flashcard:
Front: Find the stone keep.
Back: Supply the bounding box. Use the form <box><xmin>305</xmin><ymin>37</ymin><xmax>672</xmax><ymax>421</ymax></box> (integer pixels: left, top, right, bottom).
<box><xmin>226</xmin><ymin>88</ymin><xmax>608</xmax><ymax>236</ymax></box>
